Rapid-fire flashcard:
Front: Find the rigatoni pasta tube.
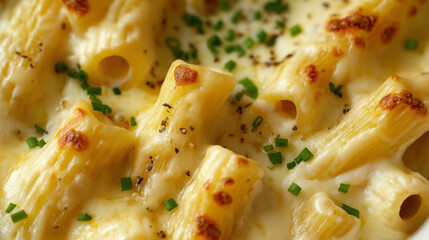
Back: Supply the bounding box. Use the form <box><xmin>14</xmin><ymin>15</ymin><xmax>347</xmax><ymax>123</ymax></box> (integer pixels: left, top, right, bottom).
<box><xmin>1</xmin><ymin>100</ymin><xmax>135</xmax><ymax>240</ymax></box>
<box><xmin>260</xmin><ymin>0</ymin><xmax>419</xmax><ymax>134</ymax></box>
<box><xmin>366</xmin><ymin>165</ymin><xmax>429</xmax><ymax>232</ymax></box>
<box><xmin>0</xmin><ymin>0</ymin><xmax>64</xmax><ymax>120</ymax></box>
<box><xmin>131</xmin><ymin>60</ymin><xmax>236</xmax><ymax>191</ymax></box>
<box><xmin>169</xmin><ymin>145</ymin><xmax>263</xmax><ymax>240</ymax></box>
<box><xmin>291</xmin><ymin>192</ymin><xmax>360</xmax><ymax>240</ymax></box>
<box><xmin>65</xmin><ymin>0</ymin><xmax>168</xmax><ymax>88</ymax></box>
<box><xmin>306</xmin><ymin>76</ymin><xmax>429</xmax><ymax>178</ymax></box>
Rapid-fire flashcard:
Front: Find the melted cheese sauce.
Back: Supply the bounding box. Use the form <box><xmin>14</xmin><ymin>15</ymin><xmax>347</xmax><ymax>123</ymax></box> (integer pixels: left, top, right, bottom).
<box><xmin>1</xmin><ymin>0</ymin><xmax>429</xmax><ymax>239</ymax></box>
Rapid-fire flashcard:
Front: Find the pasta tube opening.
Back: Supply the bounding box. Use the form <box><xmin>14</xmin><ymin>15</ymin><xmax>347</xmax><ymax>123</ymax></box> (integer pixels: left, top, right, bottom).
<box><xmin>400</xmin><ymin>194</ymin><xmax>422</xmax><ymax>220</ymax></box>
<box><xmin>275</xmin><ymin>100</ymin><xmax>297</xmax><ymax>119</ymax></box>
<box><xmin>98</xmin><ymin>55</ymin><xmax>131</xmax><ymax>85</ymax></box>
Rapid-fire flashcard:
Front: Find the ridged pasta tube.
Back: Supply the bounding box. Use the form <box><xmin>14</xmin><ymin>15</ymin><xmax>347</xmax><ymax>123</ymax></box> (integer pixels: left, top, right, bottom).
<box><xmin>169</xmin><ymin>145</ymin><xmax>263</xmax><ymax>240</ymax></box>
<box><xmin>131</xmin><ymin>60</ymin><xmax>236</xmax><ymax>204</ymax></box>
<box><xmin>291</xmin><ymin>192</ymin><xmax>360</xmax><ymax>240</ymax></box>
<box><xmin>65</xmin><ymin>0</ymin><xmax>168</xmax><ymax>88</ymax></box>
<box><xmin>1</xmin><ymin>100</ymin><xmax>135</xmax><ymax>239</ymax></box>
<box><xmin>366</xmin><ymin>165</ymin><xmax>429</xmax><ymax>232</ymax></box>
<box><xmin>306</xmin><ymin>76</ymin><xmax>429</xmax><ymax>178</ymax></box>
<box><xmin>261</xmin><ymin>0</ymin><xmax>423</xmax><ymax>134</ymax></box>
<box><xmin>0</xmin><ymin>0</ymin><xmax>64</xmax><ymax>120</ymax></box>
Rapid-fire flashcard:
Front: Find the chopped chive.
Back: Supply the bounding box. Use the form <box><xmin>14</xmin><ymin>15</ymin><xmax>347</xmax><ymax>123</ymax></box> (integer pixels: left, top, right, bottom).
<box><xmin>182</xmin><ymin>13</ymin><xmax>204</xmax><ymax>34</ymax></box>
<box><xmin>113</xmin><ymin>87</ymin><xmax>121</xmax><ymax>95</ymax></box>
<box><xmin>77</xmin><ymin>213</ymin><xmax>92</xmax><ymax>221</ymax></box>
<box><xmin>219</xmin><ymin>0</ymin><xmax>229</xmax><ymax>10</ymax></box>
<box><xmin>342</xmin><ymin>204</ymin><xmax>360</xmax><ymax>218</ymax></box>
<box><xmin>254</xmin><ymin>11</ymin><xmax>261</xmax><ymax>20</ymax></box>
<box><xmin>263</xmin><ymin>144</ymin><xmax>274</xmax><ymax>152</ymax></box>
<box><xmin>239</xmin><ymin>78</ymin><xmax>258</xmax><ymax>99</ymax></box>
<box><xmin>38</xmin><ymin>139</ymin><xmax>46</xmax><ymax>148</ymax></box>
<box><xmin>68</xmin><ymin>69</ymin><xmax>78</xmax><ymax>78</ymax></box>
<box><xmin>130</xmin><ymin>116</ymin><xmax>137</xmax><ymax>126</ymax></box>
<box><xmin>405</xmin><ymin>39</ymin><xmax>418</xmax><ymax>50</ymax></box>
<box><xmin>257</xmin><ymin>30</ymin><xmax>267</xmax><ymax>43</ymax></box>
<box><xmin>87</xmin><ymin>87</ymin><xmax>101</xmax><ymax>95</ymax></box>
<box><xmin>91</xmin><ymin>101</ymin><xmax>112</xmax><ymax>114</ymax></box>
<box><xmin>295</xmin><ymin>147</ymin><xmax>314</xmax><ymax>163</ymax></box>
<box><xmin>294</xmin><ymin>155</ymin><xmax>303</xmax><ymax>164</ymax></box>
<box><xmin>80</xmin><ymin>82</ymin><xmax>89</xmax><ymax>90</ymax></box>
<box><xmin>231</xmin><ymin>10</ymin><xmax>241</xmax><ymax>24</ymax></box>
<box><xmin>75</xmin><ymin>70</ymin><xmax>88</xmax><ymax>82</ymax></box>
<box><xmin>244</xmin><ymin>37</ymin><xmax>254</xmax><ymax>49</ymax></box>
<box><xmin>252</xmin><ymin>116</ymin><xmax>264</xmax><ymax>129</ymax></box>
<box><xmin>26</xmin><ymin>137</ymin><xmax>39</xmax><ymax>149</ymax></box>
<box><xmin>166</xmin><ymin>37</ymin><xmax>181</xmax><ymax>49</ymax></box>
<box><xmin>89</xmin><ymin>95</ymin><xmax>102</xmax><ymax>104</ymax></box>
<box><xmin>224</xmin><ymin>60</ymin><xmax>236</xmax><ymax>71</ymax></box>
<box><xmin>5</xmin><ymin>203</ymin><xmax>16</xmax><ymax>213</ymax></box>
<box><xmin>338</xmin><ymin>183</ymin><xmax>350</xmax><ymax>193</ymax></box>
<box><xmin>225</xmin><ymin>29</ymin><xmax>235</xmax><ymax>41</ymax></box>
<box><xmin>164</xmin><ymin>198</ymin><xmax>178</xmax><ymax>211</ymax></box>
<box><xmin>290</xmin><ymin>24</ymin><xmax>302</xmax><ymax>36</ymax></box>
<box><xmin>207</xmin><ymin>35</ymin><xmax>222</xmax><ymax>55</ymax></box>
<box><xmin>11</xmin><ymin>210</ymin><xmax>27</xmax><ymax>223</ymax></box>
<box><xmin>35</xmin><ymin>124</ymin><xmax>48</xmax><ymax>134</ymax></box>
<box><xmin>120</xmin><ymin>177</ymin><xmax>133</xmax><ymax>191</ymax></box>
<box><xmin>265</xmin><ymin>0</ymin><xmax>289</xmax><ymax>14</ymax></box>
<box><xmin>213</xmin><ymin>20</ymin><xmax>224</xmax><ymax>30</ymax></box>
<box><xmin>300</xmin><ymin>147</ymin><xmax>313</xmax><ymax>162</ymax></box>
<box><xmin>287</xmin><ymin>161</ymin><xmax>296</xmax><ymax>170</ymax></box>
<box><xmin>225</xmin><ymin>45</ymin><xmax>246</xmax><ymax>57</ymax></box>
<box><xmin>55</xmin><ymin>61</ymin><xmax>68</xmax><ymax>73</ymax></box>
<box><xmin>288</xmin><ymin>183</ymin><xmax>301</xmax><ymax>196</ymax></box>
<box><xmin>235</xmin><ymin>92</ymin><xmax>244</xmax><ymax>101</ymax></box>
<box><xmin>329</xmin><ymin>82</ymin><xmax>344</xmax><ymax>98</ymax></box>
<box><xmin>166</xmin><ymin>37</ymin><xmax>184</xmax><ymax>59</ymax></box>
<box><xmin>276</xmin><ymin>20</ymin><xmax>285</xmax><ymax>28</ymax></box>
<box><xmin>274</xmin><ymin>138</ymin><xmax>288</xmax><ymax>147</ymax></box>
<box><xmin>268</xmin><ymin>152</ymin><xmax>282</xmax><ymax>165</ymax></box>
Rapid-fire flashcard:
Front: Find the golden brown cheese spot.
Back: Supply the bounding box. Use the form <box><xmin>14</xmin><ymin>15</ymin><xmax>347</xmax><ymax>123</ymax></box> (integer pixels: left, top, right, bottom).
<box><xmin>378</xmin><ymin>90</ymin><xmax>427</xmax><ymax>115</ymax></box>
<box><xmin>327</xmin><ymin>19</ymin><xmax>348</xmax><ymax>32</ymax></box>
<box><xmin>303</xmin><ymin>64</ymin><xmax>318</xmax><ymax>84</ymax></box>
<box><xmin>196</xmin><ymin>215</ymin><xmax>221</xmax><ymax>240</ymax></box>
<box><xmin>236</xmin><ymin>157</ymin><xmax>249</xmax><ymax>166</ymax></box>
<box><xmin>327</xmin><ymin>13</ymin><xmax>377</xmax><ymax>32</ymax></box>
<box><xmin>380</xmin><ymin>25</ymin><xmax>398</xmax><ymax>44</ymax></box>
<box><xmin>174</xmin><ymin>65</ymin><xmax>198</xmax><ymax>86</ymax></box>
<box><xmin>59</xmin><ymin>129</ymin><xmax>89</xmax><ymax>151</ymax></box>
<box><xmin>56</xmin><ymin>108</ymin><xmax>86</xmax><ymax>138</ymax></box>
<box><xmin>62</xmin><ymin>0</ymin><xmax>89</xmax><ymax>16</ymax></box>
<box><xmin>213</xmin><ymin>191</ymin><xmax>233</xmax><ymax>206</ymax></box>
<box><xmin>223</xmin><ymin>178</ymin><xmax>235</xmax><ymax>185</ymax></box>
<box><xmin>353</xmin><ymin>37</ymin><xmax>366</xmax><ymax>48</ymax></box>
<box><xmin>331</xmin><ymin>47</ymin><xmax>343</xmax><ymax>57</ymax></box>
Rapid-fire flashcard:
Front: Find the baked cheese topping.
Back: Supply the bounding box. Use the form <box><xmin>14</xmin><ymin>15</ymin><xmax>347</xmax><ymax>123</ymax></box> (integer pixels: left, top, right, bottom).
<box><xmin>1</xmin><ymin>0</ymin><xmax>429</xmax><ymax>239</ymax></box>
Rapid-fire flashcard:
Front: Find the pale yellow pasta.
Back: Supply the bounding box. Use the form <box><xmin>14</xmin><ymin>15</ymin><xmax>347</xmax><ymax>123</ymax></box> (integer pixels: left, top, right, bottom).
<box><xmin>129</xmin><ymin>60</ymin><xmax>236</xmax><ymax>205</ymax></box>
<box><xmin>306</xmin><ymin>76</ymin><xmax>429</xmax><ymax>178</ymax></box>
<box><xmin>169</xmin><ymin>145</ymin><xmax>263</xmax><ymax>240</ymax></box>
<box><xmin>291</xmin><ymin>192</ymin><xmax>360</xmax><ymax>240</ymax></box>
<box><xmin>0</xmin><ymin>0</ymin><xmax>65</xmax><ymax>121</ymax></box>
<box><xmin>261</xmin><ymin>0</ymin><xmax>421</xmax><ymax>134</ymax></box>
<box><xmin>0</xmin><ymin>100</ymin><xmax>135</xmax><ymax>239</ymax></box>
<box><xmin>366</xmin><ymin>165</ymin><xmax>429</xmax><ymax>232</ymax></box>
<box><xmin>67</xmin><ymin>0</ymin><xmax>168</xmax><ymax>88</ymax></box>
